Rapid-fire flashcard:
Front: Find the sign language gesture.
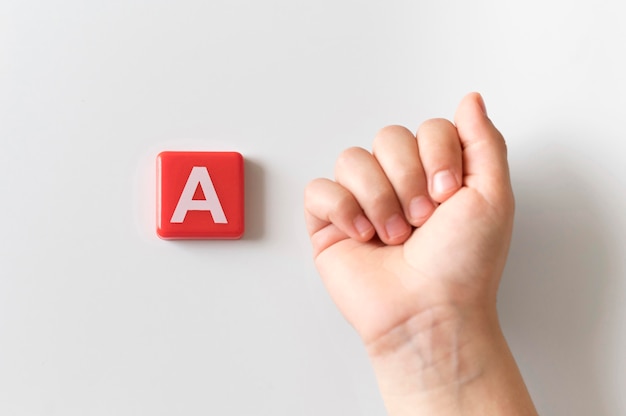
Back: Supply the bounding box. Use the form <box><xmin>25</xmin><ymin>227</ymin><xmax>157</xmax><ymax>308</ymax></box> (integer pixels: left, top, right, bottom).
<box><xmin>304</xmin><ymin>93</ymin><xmax>537</xmax><ymax>415</ymax></box>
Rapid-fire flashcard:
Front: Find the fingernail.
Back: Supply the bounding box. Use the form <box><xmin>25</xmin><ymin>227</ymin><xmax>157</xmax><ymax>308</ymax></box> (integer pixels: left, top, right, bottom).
<box><xmin>433</xmin><ymin>170</ymin><xmax>458</xmax><ymax>195</ymax></box>
<box><xmin>353</xmin><ymin>214</ymin><xmax>373</xmax><ymax>238</ymax></box>
<box><xmin>409</xmin><ymin>196</ymin><xmax>434</xmax><ymax>222</ymax></box>
<box><xmin>385</xmin><ymin>214</ymin><xmax>410</xmax><ymax>241</ymax></box>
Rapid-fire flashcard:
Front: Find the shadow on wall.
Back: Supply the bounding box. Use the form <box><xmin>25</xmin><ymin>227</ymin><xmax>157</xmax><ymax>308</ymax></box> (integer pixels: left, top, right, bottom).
<box><xmin>499</xmin><ymin>143</ymin><xmax>615</xmax><ymax>416</ymax></box>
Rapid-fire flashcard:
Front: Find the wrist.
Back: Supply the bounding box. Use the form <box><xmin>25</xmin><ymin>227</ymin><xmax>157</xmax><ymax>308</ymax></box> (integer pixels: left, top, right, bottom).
<box><xmin>365</xmin><ymin>304</ymin><xmax>496</xmax><ymax>394</ymax></box>
<box><xmin>365</xmin><ymin>304</ymin><xmax>536</xmax><ymax>416</ymax></box>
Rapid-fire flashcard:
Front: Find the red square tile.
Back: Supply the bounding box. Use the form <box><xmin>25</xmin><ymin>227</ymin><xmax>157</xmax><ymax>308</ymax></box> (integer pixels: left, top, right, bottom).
<box><xmin>157</xmin><ymin>151</ymin><xmax>244</xmax><ymax>239</ymax></box>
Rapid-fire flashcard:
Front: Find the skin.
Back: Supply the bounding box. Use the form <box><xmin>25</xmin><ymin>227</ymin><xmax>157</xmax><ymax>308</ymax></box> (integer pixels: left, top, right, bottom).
<box><xmin>304</xmin><ymin>93</ymin><xmax>538</xmax><ymax>415</ymax></box>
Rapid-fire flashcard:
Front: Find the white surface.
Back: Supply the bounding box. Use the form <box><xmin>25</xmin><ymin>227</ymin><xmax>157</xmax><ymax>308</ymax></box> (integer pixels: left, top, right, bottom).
<box><xmin>1</xmin><ymin>1</ymin><xmax>626</xmax><ymax>415</ymax></box>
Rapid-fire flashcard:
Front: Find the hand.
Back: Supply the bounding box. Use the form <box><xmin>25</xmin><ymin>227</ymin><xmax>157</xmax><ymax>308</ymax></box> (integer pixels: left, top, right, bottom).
<box><xmin>305</xmin><ymin>92</ymin><xmax>513</xmax><ymax>346</ymax></box>
<box><xmin>304</xmin><ymin>93</ymin><xmax>536</xmax><ymax>415</ymax></box>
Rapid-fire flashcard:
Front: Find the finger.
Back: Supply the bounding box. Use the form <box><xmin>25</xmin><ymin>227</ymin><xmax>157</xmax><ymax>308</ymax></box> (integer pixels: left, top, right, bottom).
<box><xmin>304</xmin><ymin>177</ymin><xmax>375</xmax><ymax>240</ymax></box>
<box><xmin>335</xmin><ymin>147</ymin><xmax>411</xmax><ymax>245</ymax></box>
<box><xmin>372</xmin><ymin>125</ymin><xmax>435</xmax><ymax>226</ymax></box>
<box><xmin>416</xmin><ymin>118</ymin><xmax>463</xmax><ymax>203</ymax></box>
<box><xmin>454</xmin><ymin>92</ymin><xmax>513</xmax><ymax>208</ymax></box>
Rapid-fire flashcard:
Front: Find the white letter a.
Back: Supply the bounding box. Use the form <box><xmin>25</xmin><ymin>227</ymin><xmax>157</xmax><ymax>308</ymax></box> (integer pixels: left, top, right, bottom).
<box><xmin>170</xmin><ymin>166</ymin><xmax>228</xmax><ymax>224</ymax></box>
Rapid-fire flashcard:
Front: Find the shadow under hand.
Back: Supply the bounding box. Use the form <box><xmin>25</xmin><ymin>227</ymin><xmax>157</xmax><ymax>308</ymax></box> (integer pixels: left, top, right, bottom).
<box><xmin>499</xmin><ymin>145</ymin><xmax>614</xmax><ymax>416</ymax></box>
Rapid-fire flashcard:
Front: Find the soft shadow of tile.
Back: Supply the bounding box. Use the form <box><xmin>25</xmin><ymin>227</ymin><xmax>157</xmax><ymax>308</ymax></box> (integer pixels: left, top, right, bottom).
<box><xmin>242</xmin><ymin>158</ymin><xmax>265</xmax><ymax>241</ymax></box>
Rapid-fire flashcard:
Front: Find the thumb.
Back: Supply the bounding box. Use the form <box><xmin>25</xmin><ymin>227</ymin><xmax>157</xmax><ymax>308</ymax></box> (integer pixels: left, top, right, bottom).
<box><xmin>454</xmin><ymin>92</ymin><xmax>513</xmax><ymax>207</ymax></box>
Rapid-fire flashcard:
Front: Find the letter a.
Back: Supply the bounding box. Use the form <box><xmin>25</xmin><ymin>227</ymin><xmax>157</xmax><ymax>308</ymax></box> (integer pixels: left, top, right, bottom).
<box><xmin>170</xmin><ymin>167</ymin><xmax>228</xmax><ymax>224</ymax></box>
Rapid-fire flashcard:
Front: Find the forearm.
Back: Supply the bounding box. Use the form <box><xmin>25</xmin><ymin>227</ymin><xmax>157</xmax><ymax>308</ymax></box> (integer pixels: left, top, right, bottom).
<box><xmin>366</xmin><ymin>305</ymin><xmax>537</xmax><ymax>416</ymax></box>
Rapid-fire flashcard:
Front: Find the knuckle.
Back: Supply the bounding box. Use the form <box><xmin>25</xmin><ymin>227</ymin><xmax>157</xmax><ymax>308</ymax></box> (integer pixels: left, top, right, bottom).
<box><xmin>332</xmin><ymin>190</ymin><xmax>357</xmax><ymax>215</ymax></box>
<box><xmin>303</xmin><ymin>178</ymin><xmax>323</xmax><ymax>203</ymax></box>
<box><xmin>375</xmin><ymin>124</ymin><xmax>412</xmax><ymax>140</ymax></box>
<box><xmin>395</xmin><ymin>169</ymin><xmax>423</xmax><ymax>191</ymax></box>
<box><xmin>372</xmin><ymin>125</ymin><xmax>413</xmax><ymax>151</ymax></box>
<box><xmin>417</xmin><ymin>118</ymin><xmax>456</xmax><ymax>137</ymax></box>
<box><xmin>335</xmin><ymin>146</ymin><xmax>368</xmax><ymax>170</ymax></box>
<box><xmin>367</xmin><ymin>188</ymin><xmax>394</xmax><ymax>213</ymax></box>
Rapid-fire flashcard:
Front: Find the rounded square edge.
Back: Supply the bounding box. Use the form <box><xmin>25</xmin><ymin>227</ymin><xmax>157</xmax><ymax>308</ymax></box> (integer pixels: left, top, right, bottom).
<box><xmin>155</xmin><ymin>150</ymin><xmax>245</xmax><ymax>241</ymax></box>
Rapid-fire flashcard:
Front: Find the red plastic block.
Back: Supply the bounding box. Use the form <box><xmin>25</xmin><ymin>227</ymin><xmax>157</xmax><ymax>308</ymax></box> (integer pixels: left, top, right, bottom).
<box><xmin>157</xmin><ymin>151</ymin><xmax>244</xmax><ymax>239</ymax></box>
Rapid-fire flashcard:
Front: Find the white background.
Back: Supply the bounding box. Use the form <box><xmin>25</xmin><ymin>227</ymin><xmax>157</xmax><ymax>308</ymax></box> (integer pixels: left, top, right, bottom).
<box><xmin>1</xmin><ymin>1</ymin><xmax>626</xmax><ymax>415</ymax></box>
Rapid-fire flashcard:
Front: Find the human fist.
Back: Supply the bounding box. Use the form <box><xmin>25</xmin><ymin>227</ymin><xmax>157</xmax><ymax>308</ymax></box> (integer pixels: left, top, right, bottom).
<box><xmin>304</xmin><ymin>92</ymin><xmax>514</xmax><ymax>348</ymax></box>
